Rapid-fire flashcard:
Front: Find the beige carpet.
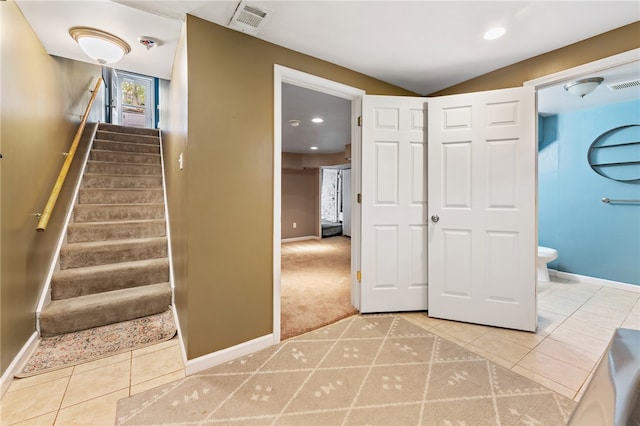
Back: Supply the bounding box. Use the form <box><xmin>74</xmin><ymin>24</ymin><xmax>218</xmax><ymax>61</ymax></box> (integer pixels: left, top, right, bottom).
<box><xmin>281</xmin><ymin>236</ymin><xmax>357</xmax><ymax>340</ymax></box>
<box><xmin>116</xmin><ymin>315</ymin><xmax>575</xmax><ymax>425</ymax></box>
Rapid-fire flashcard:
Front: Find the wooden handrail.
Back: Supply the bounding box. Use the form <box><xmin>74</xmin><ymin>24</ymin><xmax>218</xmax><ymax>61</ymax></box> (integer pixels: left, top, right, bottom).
<box><xmin>36</xmin><ymin>77</ymin><xmax>104</xmax><ymax>232</ymax></box>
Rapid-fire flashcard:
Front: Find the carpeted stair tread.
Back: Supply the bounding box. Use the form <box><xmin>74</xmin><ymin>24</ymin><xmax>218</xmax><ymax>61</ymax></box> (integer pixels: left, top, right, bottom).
<box><xmin>90</xmin><ymin>149</ymin><xmax>161</xmax><ymax>165</ymax></box>
<box><xmin>93</xmin><ymin>139</ymin><xmax>160</xmax><ymax>154</ymax></box>
<box><xmin>98</xmin><ymin>123</ymin><xmax>159</xmax><ymax>137</ymax></box>
<box><xmin>67</xmin><ymin>219</ymin><xmax>166</xmax><ymax>243</ymax></box>
<box><xmin>95</xmin><ymin>130</ymin><xmax>159</xmax><ymax>144</ymax></box>
<box><xmin>85</xmin><ymin>161</ymin><xmax>161</xmax><ymax>176</ymax></box>
<box><xmin>81</xmin><ymin>174</ymin><xmax>162</xmax><ymax>189</ymax></box>
<box><xmin>60</xmin><ymin>237</ymin><xmax>168</xmax><ymax>269</ymax></box>
<box><xmin>78</xmin><ymin>188</ymin><xmax>164</xmax><ymax>204</ymax></box>
<box><xmin>51</xmin><ymin>258</ymin><xmax>170</xmax><ymax>300</ymax></box>
<box><xmin>40</xmin><ymin>123</ymin><xmax>171</xmax><ymax>339</ymax></box>
<box><xmin>74</xmin><ymin>203</ymin><xmax>165</xmax><ymax>222</ymax></box>
<box><xmin>39</xmin><ymin>283</ymin><xmax>172</xmax><ymax>337</ymax></box>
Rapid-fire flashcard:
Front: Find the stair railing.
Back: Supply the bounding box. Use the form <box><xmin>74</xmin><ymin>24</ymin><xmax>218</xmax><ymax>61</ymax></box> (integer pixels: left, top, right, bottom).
<box><xmin>36</xmin><ymin>77</ymin><xmax>104</xmax><ymax>232</ymax></box>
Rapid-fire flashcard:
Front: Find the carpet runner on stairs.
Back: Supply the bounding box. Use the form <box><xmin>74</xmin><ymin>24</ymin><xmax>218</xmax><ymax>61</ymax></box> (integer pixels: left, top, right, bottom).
<box><xmin>39</xmin><ymin>123</ymin><xmax>172</xmax><ymax>337</ymax></box>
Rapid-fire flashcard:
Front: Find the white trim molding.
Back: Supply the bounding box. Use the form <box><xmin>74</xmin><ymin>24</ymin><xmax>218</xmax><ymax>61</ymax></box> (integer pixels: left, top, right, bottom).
<box><xmin>550</xmin><ymin>270</ymin><xmax>640</xmax><ymax>293</ymax></box>
<box><xmin>281</xmin><ymin>236</ymin><xmax>320</xmax><ymax>243</ymax></box>
<box><xmin>184</xmin><ymin>334</ymin><xmax>274</xmax><ymax>376</ymax></box>
<box><xmin>0</xmin><ymin>332</ymin><xmax>39</xmax><ymax>397</ymax></box>
<box><xmin>525</xmin><ymin>48</ymin><xmax>640</xmax><ymax>89</ymax></box>
<box><xmin>273</xmin><ymin>64</ymin><xmax>365</xmax><ymax>345</ymax></box>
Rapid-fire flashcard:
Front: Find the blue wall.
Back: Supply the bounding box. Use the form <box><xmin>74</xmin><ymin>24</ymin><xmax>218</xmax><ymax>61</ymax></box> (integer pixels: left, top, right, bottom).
<box><xmin>538</xmin><ymin>99</ymin><xmax>640</xmax><ymax>286</ymax></box>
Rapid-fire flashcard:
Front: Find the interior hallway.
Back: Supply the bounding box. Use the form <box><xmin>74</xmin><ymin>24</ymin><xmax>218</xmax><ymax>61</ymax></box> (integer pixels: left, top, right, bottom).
<box><xmin>280</xmin><ymin>236</ymin><xmax>357</xmax><ymax>340</ymax></box>
<box><xmin>2</xmin><ymin>276</ymin><xmax>638</xmax><ymax>425</ymax></box>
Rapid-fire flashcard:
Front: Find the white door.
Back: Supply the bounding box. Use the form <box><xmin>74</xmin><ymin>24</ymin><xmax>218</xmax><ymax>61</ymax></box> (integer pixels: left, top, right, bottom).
<box><xmin>360</xmin><ymin>95</ymin><xmax>429</xmax><ymax>312</ymax></box>
<box><xmin>110</xmin><ymin>69</ymin><xmax>119</xmax><ymax>124</ymax></box>
<box><xmin>117</xmin><ymin>72</ymin><xmax>154</xmax><ymax>128</ymax></box>
<box><xmin>343</xmin><ymin>169</ymin><xmax>352</xmax><ymax>237</ymax></box>
<box><xmin>427</xmin><ymin>87</ymin><xmax>537</xmax><ymax>331</ymax></box>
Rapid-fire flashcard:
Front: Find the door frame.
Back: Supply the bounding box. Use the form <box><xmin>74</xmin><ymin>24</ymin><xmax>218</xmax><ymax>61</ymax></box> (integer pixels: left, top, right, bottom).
<box><xmin>273</xmin><ymin>65</ymin><xmax>365</xmax><ymax>343</ymax></box>
<box><xmin>108</xmin><ymin>70</ymin><xmax>156</xmax><ymax>128</ymax></box>
<box><xmin>524</xmin><ymin>48</ymin><xmax>639</xmax><ymax>90</ymax></box>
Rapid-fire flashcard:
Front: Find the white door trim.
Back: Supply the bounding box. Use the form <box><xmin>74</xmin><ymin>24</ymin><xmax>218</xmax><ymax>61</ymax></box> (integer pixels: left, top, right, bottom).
<box><xmin>524</xmin><ymin>48</ymin><xmax>640</xmax><ymax>89</ymax></box>
<box><xmin>273</xmin><ymin>65</ymin><xmax>365</xmax><ymax>343</ymax></box>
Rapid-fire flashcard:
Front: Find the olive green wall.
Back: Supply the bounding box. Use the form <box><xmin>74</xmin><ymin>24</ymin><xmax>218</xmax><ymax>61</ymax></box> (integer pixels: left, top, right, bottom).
<box><xmin>161</xmin><ymin>23</ymin><xmax>189</xmax><ymax>348</ymax></box>
<box><xmin>171</xmin><ymin>15</ymin><xmax>416</xmax><ymax>360</ymax></box>
<box><xmin>0</xmin><ymin>1</ymin><xmax>102</xmax><ymax>376</ymax></box>
<box><xmin>282</xmin><ymin>168</ymin><xmax>320</xmax><ymax>239</ymax></box>
<box><xmin>431</xmin><ymin>21</ymin><xmax>640</xmax><ymax>96</ymax></box>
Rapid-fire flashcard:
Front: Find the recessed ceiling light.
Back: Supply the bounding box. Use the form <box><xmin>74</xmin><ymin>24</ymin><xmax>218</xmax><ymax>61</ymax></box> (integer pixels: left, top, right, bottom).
<box><xmin>484</xmin><ymin>27</ymin><xmax>506</xmax><ymax>41</ymax></box>
<box><xmin>310</xmin><ymin>146</ymin><xmax>318</xmax><ymax>150</ymax></box>
<box><xmin>289</xmin><ymin>120</ymin><xmax>300</xmax><ymax>127</ymax></box>
<box><xmin>311</xmin><ymin>117</ymin><xmax>324</xmax><ymax>123</ymax></box>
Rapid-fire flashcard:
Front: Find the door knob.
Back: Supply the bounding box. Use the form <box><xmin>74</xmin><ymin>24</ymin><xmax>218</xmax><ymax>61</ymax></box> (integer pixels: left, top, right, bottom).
<box><xmin>431</xmin><ymin>215</ymin><xmax>439</xmax><ymax>223</ymax></box>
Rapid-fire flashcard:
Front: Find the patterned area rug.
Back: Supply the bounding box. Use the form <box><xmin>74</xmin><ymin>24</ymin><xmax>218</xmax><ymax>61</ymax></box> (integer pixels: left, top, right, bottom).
<box><xmin>116</xmin><ymin>315</ymin><xmax>575</xmax><ymax>425</ymax></box>
<box><xmin>17</xmin><ymin>309</ymin><xmax>176</xmax><ymax>378</ymax></box>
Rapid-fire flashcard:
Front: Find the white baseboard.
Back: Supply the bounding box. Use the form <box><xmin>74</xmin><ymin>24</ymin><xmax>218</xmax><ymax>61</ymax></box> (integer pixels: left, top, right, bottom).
<box><xmin>0</xmin><ymin>332</ymin><xmax>39</xmax><ymax>397</ymax></box>
<box><xmin>184</xmin><ymin>334</ymin><xmax>275</xmax><ymax>376</ymax></box>
<box><xmin>170</xmin><ymin>305</ymin><xmax>188</xmax><ymax>371</ymax></box>
<box><xmin>281</xmin><ymin>236</ymin><xmax>320</xmax><ymax>243</ymax></box>
<box><xmin>550</xmin><ymin>270</ymin><xmax>640</xmax><ymax>293</ymax></box>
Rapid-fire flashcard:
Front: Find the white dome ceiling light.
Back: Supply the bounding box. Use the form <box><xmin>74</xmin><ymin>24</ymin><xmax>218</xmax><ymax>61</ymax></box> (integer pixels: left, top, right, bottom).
<box><xmin>563</xmin><ymin>77</ymin><xmax>604</xmax><ymax>98</ymax></box>
<box><xmin>69</xmin><ymin>27</ymin><xmax>131</xmax><ymax>65</ymax></box>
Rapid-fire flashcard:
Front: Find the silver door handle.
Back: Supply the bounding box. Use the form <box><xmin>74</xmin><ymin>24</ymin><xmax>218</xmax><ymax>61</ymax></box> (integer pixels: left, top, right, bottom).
<box><xmin>431</xmin><ymin>215</ymin><xmax>439</xmax><ymax>223</ymax></box>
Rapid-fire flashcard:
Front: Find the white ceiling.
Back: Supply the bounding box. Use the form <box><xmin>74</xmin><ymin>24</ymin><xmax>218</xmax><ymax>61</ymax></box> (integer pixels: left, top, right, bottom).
<box><xmin>15</xmin><ymin>0</ymin><xmax>640</xmax><ymax>153</ymax></box>
<box><xmin>282</xmin><ymin>84</ymin><xmax>352</xmax><ymax>154</ymax></box>
<box><xmin>15</xmin><ymin>1</ymin><xmax>640</xmax><ymax>94</ymax></box>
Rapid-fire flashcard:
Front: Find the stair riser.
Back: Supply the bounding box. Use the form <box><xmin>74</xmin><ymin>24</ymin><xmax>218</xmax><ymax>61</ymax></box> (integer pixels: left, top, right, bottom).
<box><xmin>60</xmin><ymin>240</ymin><xmax>168</xmax><ymax>269</ymax></box>
<box><xmin>81</xmin><ymin>174</ymin><xmax>162</xmax><ymax>189</ymax></box>
<box><xmin>74</xmin><ymin>204</ymin><xmax>164</xmax><ymax>222</ymax></box>
<box><xmin>93</xmin><ymin>140</ymin><xmax>160</xmax><ymax>154</ymax></box>
<box><xmin>42</xmin><ymin>124</ymin><xmax>172</xmax><ymax>338</ymax></box>
<box><xmin>85</xmin><ymin>161</ymin><xmax>161</xmax><ymax>176</ymax></box>
<box><xmin>90</xmin><ymin>150</ymin><xmax>160</xmax><ymax>165</ymax></box>
<box><xmin>98</xmin><ymin>123</ymin><xmax>159</xmax><ymax>137</ymax></box>
<box><xmin>78</xmin><ymin>189</ymin><xmax>164</xmax><ymax>204</ymax></box>
<box><xmin>51</xmin><ymin>260</ymin><xmax>169</xmax><ymax>300</ymax></box>
<box><xmin>67</xmin><ymin>221</ymin><xmax>166</xmax><ymax>243</ymax></box>
<box><xmin>95</xmin><ymin>130</ymin><xmax>159</xmax><ymax>144</ymax></box>
<box><xmin>40</xmin><ymin>285</ymin><xmax>171</xmax><ymax>337</ymax></box>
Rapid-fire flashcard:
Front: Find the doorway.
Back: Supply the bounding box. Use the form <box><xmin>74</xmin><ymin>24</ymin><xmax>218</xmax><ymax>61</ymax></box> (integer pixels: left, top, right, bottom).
<box><xmin>104</xmin><ymin>69</ymin><xmax>157</xmax><ymax>129</ymax></box>
<box><xmin>530</xmin><ymin>49</ymin><xmax>640</xmax><ymax>287</ymax></box>
<box><xmin>274</xmin><ymin>65</ymin><xmax>365</xmax><ymax>342</ymax></box>
<box><xmin>279</xmin><ymin>83</ymin><xmax>354</xmax><ymax>340</ymax></box>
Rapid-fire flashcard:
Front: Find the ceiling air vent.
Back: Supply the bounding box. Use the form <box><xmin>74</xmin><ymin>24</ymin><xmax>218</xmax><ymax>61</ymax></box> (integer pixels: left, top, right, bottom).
<box><xmin>606</xmin><ymin>79</ymin><xmax>640</xmax><ymax>91</ymax></box>
<box><xmin>228</xmin><ymin>1</ymin><xmax>271</xmax><ymax>35</ymax></box>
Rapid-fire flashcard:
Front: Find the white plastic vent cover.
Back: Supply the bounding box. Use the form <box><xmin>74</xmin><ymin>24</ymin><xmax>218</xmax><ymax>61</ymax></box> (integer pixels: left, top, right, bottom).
<box><xmin>606</xmin><ymin>79</ymin><xmax>640</xmax><ymax>91</ymax></box>
<box><xmin>228</xmin><ymin>1</ymin><xmax>271</xmax><ymax>35</ymax></box>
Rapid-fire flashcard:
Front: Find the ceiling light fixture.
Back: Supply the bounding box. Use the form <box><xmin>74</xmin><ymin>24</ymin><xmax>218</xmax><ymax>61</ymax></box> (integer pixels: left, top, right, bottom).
<box><xmin>311</xmin><ymin>117</ymin><xmax>324</xmax><ymax>123</ymax></box>
<box><xmin>484</xmin><ymin>27</ymin><xmax>506</xmax><ymax>40</ymax></box>
<box><xmin>563</xmin><ymin>77</ymin><xmax>604</xmax><ymax>98</ymax></box>
<box><xmin>69</xmin><ymin>27</ymin><xmax>131</xmax><ymax>65</ymax></box>
<box><xmin>289</xmin><ymin>120</ymin><xmax>300</xmax><ymax>127</ymax></box>
<box><xmin>310</xmin><ymin>146</ymin><xmax>318</xmax><ymax>150</ymax></box>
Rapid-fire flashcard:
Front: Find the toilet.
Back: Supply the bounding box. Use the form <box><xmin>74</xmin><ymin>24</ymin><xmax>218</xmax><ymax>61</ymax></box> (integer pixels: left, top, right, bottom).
<box><xmin>537</xmin><ymin>246</ymin><xmax>558</xmax><ymax>282</ymax></box>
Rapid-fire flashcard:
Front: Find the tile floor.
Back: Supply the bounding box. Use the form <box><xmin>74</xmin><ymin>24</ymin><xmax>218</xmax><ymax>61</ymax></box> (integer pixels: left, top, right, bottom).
<box><xmin>1</xmin><ymin>276</ymin><xmax>639</xmax><ymax>425</ymax></box>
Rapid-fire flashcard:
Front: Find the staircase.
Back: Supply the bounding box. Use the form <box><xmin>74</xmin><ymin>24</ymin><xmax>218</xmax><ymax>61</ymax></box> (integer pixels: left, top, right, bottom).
<box><xmin>39</xmin><ymin>123</ymin><xmax>172</xmax><ymax>337</ymax></box>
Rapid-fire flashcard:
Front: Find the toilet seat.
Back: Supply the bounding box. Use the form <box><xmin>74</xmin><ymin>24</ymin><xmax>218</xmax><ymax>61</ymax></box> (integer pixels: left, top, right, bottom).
<box><xmin>537</xmin><ymin>246</ymin><xmax>558</xmax><ymax>282</ymax></box>
<box><xmin>538</xmin><ymin>246</ymin><xmax>558</xmax><ymax>261</ymax></box>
